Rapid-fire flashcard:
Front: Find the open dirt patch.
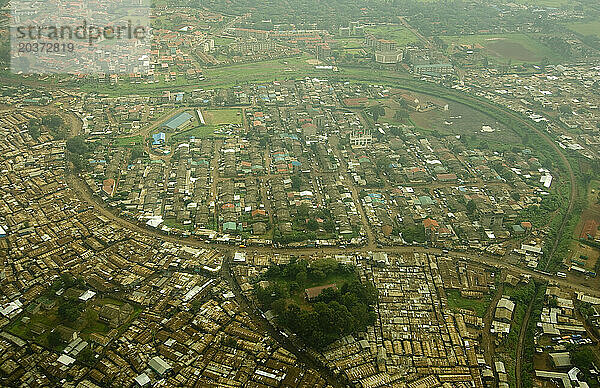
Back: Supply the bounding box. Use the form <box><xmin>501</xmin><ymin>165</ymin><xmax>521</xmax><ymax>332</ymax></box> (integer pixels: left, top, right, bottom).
<box><xmin>486</xmin><ymin>40</ymin><xmax>539</xmax><ymax>62</ymax></box>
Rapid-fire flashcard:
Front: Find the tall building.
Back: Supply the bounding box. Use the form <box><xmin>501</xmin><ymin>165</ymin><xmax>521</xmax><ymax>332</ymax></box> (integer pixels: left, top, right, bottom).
<box><xmin>350</xmin><ymin>128</ymin><xmax>373</xmax><ymax>148</ymax></box>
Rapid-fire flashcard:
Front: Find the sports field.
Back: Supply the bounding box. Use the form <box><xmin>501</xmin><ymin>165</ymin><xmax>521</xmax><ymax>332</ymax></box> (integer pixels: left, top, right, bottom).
<box><xmin>441</xmin><ymin>33</ymin><xmax>559</xmax><ymax>63</ymax></box>
<box><xmin>364</xmin><ymin>25</ymin><xmax>420</xmax><ymax>46</ymax></box>
<box><xmin>171</xmin><ymin>125</ymin><xmax>219</xmax><ymax>141</ymax></box>
<box><xmin>202</xmin><ymin>109</ymin><xmax>242</xmax><ymax>125</ymax></box>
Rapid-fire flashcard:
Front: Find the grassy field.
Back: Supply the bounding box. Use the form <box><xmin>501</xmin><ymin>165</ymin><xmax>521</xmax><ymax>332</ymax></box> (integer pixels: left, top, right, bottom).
<box><xmin>213</xmin><ymin>36</ymin><xmax>235</xmax><ymax>46</ymax></box>
<box><xmin>202</xmin><ymin>108</ymin><xmax>242</xmax><ymax>125</ymax></box>
<box><xmin>567</xmin><ymin>21</ymin><xmax>600</xmax><ymax>37</ymax></box>
<box><xmin>511</xmin><ymin>0</ymin><xmax>571</xmax><ymax>6</ymax></box>
<box><xmin>445</xmin><ymin>289</ymin><xmax>491</xmax><ymax>317</ymax></box>
<box><xmin>114</xmin><ymin>135</ymin><xmax>143</xmax><ymax>147</ymax></box>
<box><xmin>333</xmin><ymin>37</ymin><xmax>364</xmax><ymax>49</ymax></box>
<box><xmin>74</xmin><ymin>55</ymin><xmax>315</xmax><ymax>96</ymax></box>
<box><xmin>441</xmin><ymin>33</ymin><xmax>559</xmax><ymax>63</ymax></box>
<box><xmin>171</xmin><ymin>125</ymin><xmax>220</xmax><ymax>142</ymax></box>
<box><xmin>203</xmin><ymin>55</ymin><xmax>314</xmax><ymax>88</ymax></box>
<box><xmin>163</xmin><ymin>218</ymin><xmax>194</xmax><ymax>231</ymax></box>
<box><xmin>289</xmin><ymin>272</ymin><xmax>357</xmax><ymax>310</ymax></box>
<box><xmin>364</xmin><ymin>25</ymin><xmax>420</xmax><ymax>46</ymax></box>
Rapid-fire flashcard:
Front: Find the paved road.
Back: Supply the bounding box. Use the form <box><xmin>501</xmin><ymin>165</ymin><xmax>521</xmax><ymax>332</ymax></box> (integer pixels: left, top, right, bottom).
<box><xmin>330</xmin><ymin>134</ymin><xmax>375</xmax><ymax>248</ymax></box>
<box><xmin>66</xmin><ymin>170</ymin><xmax>600</xmax><ymax>301</ymax></box>
<box><xmin>398</xmin><ymin>16</ymin><xmax>432</xmax><ymax>48</ymax></box>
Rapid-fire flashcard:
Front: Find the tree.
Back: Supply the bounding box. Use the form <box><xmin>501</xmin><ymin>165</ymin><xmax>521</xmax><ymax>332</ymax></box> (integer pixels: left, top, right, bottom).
<box><xmin>365</xmin><ymin>104</ymin><xmax>386</xmax><ymax>123</ymax></box>
<box><xmin>401</xmin><ymin>225</ymin><xmax>426</xmax><ymax>243</ymax></box>
<box><xmin>466</xmin><ymin>199</ymin><xmax>477</xmax><ymax>215</ymax></box>
<box><xmin>58</xmin><ymin>301</ymin><xmax>81</xmax><ymax>322</ymax></box>
<box><xmin>295</xmin><ymin>270</ymin><xmax>307</xmax><ymax>286</ymax></box>
<box><xmin>42</xmin><ymin>115</ymin><xmax>63</xmax><ymax>130</ymax></box>
<box><xmin>47</xmin><ymin>330</ymin><xmax>62</xmax><ymax>347</ymax></box>
<box><xmin>558</xmin><ymin>105</ymin><xmax>572</xmax><ymax>115</ymax></box>
<box><xmin>291</xmin><ymin>175</ymin><xmax>302</xmax><ymax>191</ymax></box>
<box><xmin>60</xmin><ymin>273</ymin><xmax>75</xmax><ymax>287</ymax></box>
<box><xmin>571</xmin><ymin>347</ymin><xmax>598</xmax><ymax>376</ymax></box>
<box><xmin>78</xmin><ymin>348</ymin><xmax>96</xmax><ymax>364</ymax></box>
<box><xmin>28</xmin><ymin>118</ymin><xmax>41</xmax><ymax>139</ymax></box>
<box><xmin>271</xmin><ymin>299</ymin><xmax>287</xmax><ymax>315</ymax></box>
<box><xmin>297</xmin><ymin>203</ymin><xmax>310</xmax><ymax>219</ymax></box>
<box><xmin>312</xmin><ymin>269</ymin><xmax>326</xmax><ymax>281</ymax></box>
<box><xmin>130</xmin><ymin>147</ymin><xmax>143</xmax><ymax>161</ymax></box>
<box><xmin>66</xmin><ymin>136</ymin><xmax>88</xmax><ymax>155</ymax></box>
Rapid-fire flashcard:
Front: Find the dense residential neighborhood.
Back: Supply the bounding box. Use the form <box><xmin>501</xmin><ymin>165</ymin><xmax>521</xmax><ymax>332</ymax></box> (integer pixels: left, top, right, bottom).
<box><xmin>2</xmin><ymin>0</ymin><xmax>600</xmax><ymax>386</ymax></box>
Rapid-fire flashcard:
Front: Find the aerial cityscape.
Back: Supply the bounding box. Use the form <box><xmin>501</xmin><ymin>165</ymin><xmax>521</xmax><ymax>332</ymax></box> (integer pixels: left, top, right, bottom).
<box><xmin>1</xmin><ymin>0</ymin><xmax>600</xmax><ymax>387</ymax></box>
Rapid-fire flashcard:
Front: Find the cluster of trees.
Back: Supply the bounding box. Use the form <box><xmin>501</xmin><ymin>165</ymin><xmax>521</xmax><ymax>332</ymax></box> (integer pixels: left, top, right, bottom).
<box><xmin>258</xmin><ymin>258</ymin><xmax>354</xmax><ymax>298</ymax></box>
<box><xmin>66</xmin><ymin>136</ymin><xmax>89</xmax><ymax>155</ymax></box>
<box><xmin>296</xmin><ymin>204</ymin><xmax>335</xmax><ymax>232</ymax></box>
<box><xmin>47</xmin><ymin>330</ymin><xmax>63</xmax><ymax>348</ymax></box>
<box><xmin>571</xmin><ymin>347</ymin><xmax>600</xmax><ymax>387</ymax></box>
<box><xmin>364</xmin><ymin>104</ymin><xmax>386</xmax><ymax>123</ymax></box>
<box><xmin>55</xmin><ymin>273</ymin><xmax>85</xmax><ymax>323</ymax></box>
<box><xmin>272</xmin><ymin>203</ymin><xmax>336</xmax><ymax>244</ymax></box>
<box><xmin>278</xmin><ymin>283</ymin><xmax>377</xmax><ymax>349</ymax></box>
<box><xmin>66</xmin><ymin>135</ymin><xmax>92</xmax><ymax>172</ymax></box>
<box><xmin>28</xmin><ymin>115</ymin><xmax>65</xmax><ymax>140</ymax></box>
<box><xmin>273</xmin><ymin>229</ymin><xmax>317</xmax><ymax>244</ymax></box>
<box><xmin>466</xmin><ymin>199</ymin><xmax>477</xmax><ymax>216</ymax></box>
<box><xmin>400</xmin><ymin>224</ymin><xmax>426</xmax><ymax>243</ymax></box>
<box><xmin>518</xmin><ymin>193</ymin><xmax>562</xmax><ymax>228</ymax></box>
<box><xmin>255</xmin><ymin>259</ymin><xmax>378</xmax><ymax>349</ymax></box>
<box><xmin>58</xmin><ymin>300</ymin><xmax>82</xmax><ymax>322</ymax></box>
<box><xmin>537</xmin><ymin>183</ymin><xmax>584</xmax><ymax>271</ymax></box>
<box><xmin>520</xmin><ymin>282</ymin><xmax>546</xmax><ymax>388</ymax></box>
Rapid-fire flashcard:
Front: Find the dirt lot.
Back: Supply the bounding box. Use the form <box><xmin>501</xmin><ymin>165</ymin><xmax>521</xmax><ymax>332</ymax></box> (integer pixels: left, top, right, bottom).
<box><xmin>570</xmin><ymin>179</ymin><xmax>600</xmax><ymax>272</ymax></box>
<box><xmin>568</xmin><ymin>243</ymin><xmax>599</xmax><ymax>272</ymax></box>
<box><xmin>387</xmin><ymin>90</ymin><xmax>520</xmax><ymax>147</ymax></box>
<box><xmin>486</xmin><ymin>40</ymin><xmax>539</xmax><ymax>62</ymax></box>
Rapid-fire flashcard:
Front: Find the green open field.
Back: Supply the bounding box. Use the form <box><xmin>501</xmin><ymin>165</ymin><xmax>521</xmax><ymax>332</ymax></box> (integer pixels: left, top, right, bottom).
<box><xmin>289</xmin><ymin>272</ymin><xmax>357</xmax><ymax>310</ymax></box>
<box><xmin>202</xmin><ymin>108</ymin><xmax>242</xmax><ymax>125</ymax></box>
<box><xmin>203</xmin><ymin>55</ymin><xmax>314</xmax><ymax>88</ymax></box>
<box><xmin>333</xmin><ymin>37</ymin><xmax>364</xmax><ymax>49</ymax></box>
<box><xmin>214</xmin><ymin>36</ymin><xmax>235</xmax><ymax>46</ymax></box>
<box><xmin>511</xmin><ymin>0</ymin><xmax>571</xmax><ymax>6</ymax></box>
<box><xmin>442</xmin><ymin>33</ymin><xmax>559</xmax><ymax>63</ymax></box>
<box><xmin>566</xmin><ymin>21</ymin><xmax>600</xmax><ymax>37</ymax></box>
<box><xmin>114</xmin><ymin>135</ymin><xmax>143</xmax><ymax>147</ymax></box>
<box><xmin>7</xmin><ymin>297</ymin><xmax>139</xmax><ymax>350</ymax></box>
<box><xmin>445</xmin><ymin>289</ymin><xmax>491</xmax><ymax>317</ymax></box>
<box><xmin>364</xmin><ymin>25</ymin><xmax>420</xmax><ymax>46</ymax></box>
<box><xmin>74</xmin><ymin>55</ymin><xmax>315</xmax><ymax>96</ymax></box>
<box><xmin>171</xmin><ymin>125</ymin><xmax>220</xmax><ymax>142</ymax></box>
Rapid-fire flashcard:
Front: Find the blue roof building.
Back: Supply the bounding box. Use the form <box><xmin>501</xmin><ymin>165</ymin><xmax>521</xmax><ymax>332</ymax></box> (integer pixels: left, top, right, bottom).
<box><xmin>152</xmin><ymin>132</ymin><xmax>166</xmax><ymax>146</ymax></box>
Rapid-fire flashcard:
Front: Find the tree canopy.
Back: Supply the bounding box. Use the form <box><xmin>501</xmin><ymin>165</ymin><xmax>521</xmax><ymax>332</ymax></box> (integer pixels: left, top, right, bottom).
<box><xmin>255</xmin><ymin>259</ymin><xmax>378</xmax><ymax>349</ymax></box>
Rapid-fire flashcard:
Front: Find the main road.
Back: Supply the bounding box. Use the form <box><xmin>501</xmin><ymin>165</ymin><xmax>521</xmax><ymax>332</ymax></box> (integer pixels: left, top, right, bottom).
<box><xmin>66</xmin><ymin>171</ymin><xmax>600</xmax><ymax>299</ymax></box>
